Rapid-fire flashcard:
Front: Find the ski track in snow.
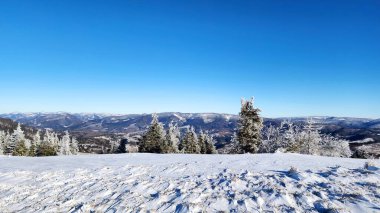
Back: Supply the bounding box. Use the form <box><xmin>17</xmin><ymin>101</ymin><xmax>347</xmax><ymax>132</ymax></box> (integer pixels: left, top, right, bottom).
<box><xmin>0</xmin><ymin>153</ymin><xmax>379</xmax><ymax>212</ymax></box>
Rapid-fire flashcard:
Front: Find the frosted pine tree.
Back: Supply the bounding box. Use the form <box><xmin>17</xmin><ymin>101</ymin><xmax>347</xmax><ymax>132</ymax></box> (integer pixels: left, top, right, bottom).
<box><xmin>38</xmin><ymin>129</ymin><xmax>57</xmax><ymax>156</ymax></box>
<box><xmin>198</xmin><ymin>130</ymin><xmax>207</xmax><ymax>154</ymax></box>
<box><xmin>0</xmin><ymin>131</ymin><xmax>5</xmax><ymax>155</ymax></box>
<box><xmin>13</xmin><ymin>140</ymin><xmax>28</xmax><ymax>156</ymax></box>
<box><xmin>205</xmin><ymin>133</ymin><xmax>217</xmax><ymax>154</ymax></box>
<box><xmin>44</xmin><ymin>129</ymin><xmax>56</xmax><ymax>146</ymax></box>
<box><xmin>24</xmin><ymin>139</ymin><xmax>31</xmax><ymax>151</ymax></box>
<box><xmin>109</xmin><ymin>139</ymin><xmax>118</xmax><ymax>154</ymax></box>
<box><xmin>53</xmin><ymin>133</ymin><xmax>60</xmax><ymax>152</ymax></box>
<box><xmin>70</xmin><ymin>137</ymin><xmax>79</xmax><ymax>155</ymax></box>
<box><xmin>33</xmin><ymin>130</ymin><xmax>41</xmax><ymax>146</ymax></box>
<box><xmin>299</xmin><ymin>118</ymin><xmax>321</xmax><ymax>155</ymax></box>
<box><xmin>283</xmin><ymin>121</ymin><xmax>302</xmax><ymax>152</ymax></box>
<box><xmin>180</xmin><ymin>126</ymin><xmax>200</xmax><ymax>154</ymax></box>
<box><xmin>165</xmin><ymin>122</ymin><xmax>180</xmax><ymax>153</ymax></box>
<box><xmin>59</xmin><ymin>131</ymin><xmax>72</xmax><ymax>155</ymax></box>
<box><xmin>260</xmin><ymin>123</ymin><xmax>282</xmax><ymax>153</ymax></box>
<box><xmin>43</xmin><ymin>129</ymin><xmax>49</xmax><ymax>143</ymax></box>
<box><xmin>319</xmin><ymin>135</ymin><xmax>351</xmax><ymax>157</ymax></box>
<box><xmin>2</xmin><ymin>131</ymin><xmax>11</xmax><ymax>155</ymax></box>
<box><xmin>139</xmin><ymin>113</ymin><xmax>166</xmax><ymax>153</ymax></box>
<box><xmin>237</xmin><ymin>97</ymin><xmax>263</xmax><ymax>153</ymax></box>
<box><xmin>28</xmin><ymin>139</ymin><xmax>37</xmax><ymax>156</ymax></box>
<box><xmin>0</xmin><ymin>130</ymin><xmax>9</xmax><ymax>155</ymax></box>
<box><xmin>9</xmin><ymin>123</ymin><xmax>26</xmax><ymax>155</ymax></box>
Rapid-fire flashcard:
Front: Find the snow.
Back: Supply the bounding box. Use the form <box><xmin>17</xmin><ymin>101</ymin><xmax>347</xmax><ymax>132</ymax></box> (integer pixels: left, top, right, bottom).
<box><xmin>199</xmin><ymin>114</ymin><xmax>216</xmax><ymax>123</ymax></box>
<box><xmin>350</xmin><ymin>138</ymin><xmax>375</xmax><ymax>143</ymax></box>
<box><xmin>0</xmin><ymin>153</ymin><xmax>379</xmax><ymax>212</ymax></box>
<box><xmin>173</xmin><ymin>113</ymin><xmax>186</xmax><ymax>121</ymax></box>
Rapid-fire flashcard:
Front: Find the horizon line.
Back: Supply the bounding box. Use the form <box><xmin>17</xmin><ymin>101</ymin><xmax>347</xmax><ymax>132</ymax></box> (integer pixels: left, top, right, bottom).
<box><xmin>0</xmin><ymin>111</ymin><xmax>378</xmax><ymax>120</ymax></box>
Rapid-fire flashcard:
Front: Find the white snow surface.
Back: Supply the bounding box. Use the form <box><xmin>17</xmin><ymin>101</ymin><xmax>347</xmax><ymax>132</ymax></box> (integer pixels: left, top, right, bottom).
<box><xmin>0</xmin><ymin>153</ymin><xmax>379</xmax><ymax>212</ymax></box>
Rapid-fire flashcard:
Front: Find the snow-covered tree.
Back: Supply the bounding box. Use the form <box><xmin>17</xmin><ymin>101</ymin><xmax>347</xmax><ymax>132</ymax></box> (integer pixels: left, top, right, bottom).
<box><xmin>259</xmin><ymin>118</ymin><xmax>351</xmax><ymax>158</ymax></box>
<box><xmin>0</xmin><ymin>131</ymin><xmax>5</xmax><ymax>155</ymax></box>
<box><xmin>7</xmin><ymin>123</ymin><xmax>25</xmax><ymax>154</ymax></box>
<box><xmin>298</xmin><ymin>118</ymin><xmax>321</xmax><ymax>155</ymax></box>
<box><xmin>70</xmin><ymin>137</ymin><xmax>79</xmax><ymax>155</ymax></box>
<box><xmin>204</xmin><ymin>133</ymin><xmax>217</xmax><ymax>154</ymax></box>
<box><xmin>139</xmin><ymin>113</ymin><xmax>166</xmax><ymax>153</ymax></box>
<box><xmin>33</xmin><ymin>130</ymin><xmax>42</xmax><ymax>146</ymax></box>
<box><xmin>28</xmin><ymin>139</ymin><xmax>37</xmax><ymax>156</ymax></box>
<box><xmin>38</xmin><ymin>129</ymin><xmax>57</xmax><ymax>156</ymax></box>
<box><xmin>283</xmin><ymin>121</ymin><xmax>303</xmax><ymax>153</ymax></box>
<box><xmin>53</xmin><ymin>133</ymin><xmax>60</xmax><ymax>151</ymax></box>
<box><xmin>165</xmin><ymin>122</ymin><xmax>180</xmax><ymax>153</ymax></box>
<box><xmin>226</xmin><ymin>132</ymin><xmax>241</xmax><ymax>154</ymax></box>
<box><xmin>180</xmin><ymin>126</ymin><xmax>200</xmax><ymax>154</ymax></box>
<box><xmin>319</xmin><ymin>135</ymin><xmax>351</xmax><ymax>157</ymax></box>
<box><xmin>31</xmin><ymin>130</ymin><xmax>41</xmax><ymax>156</ymax></box>
<box><xmin>198</xmin><ymin>130</ymin><xmax>207</xmax><ymax>154</ymax></box>
<box><xmin>1</xmin><ymin>131</ymin><xmax>11</xmax><ymax>155</ymax></box>
<box><xmin>13</xmin><ymin>123</ymin><xmax>25</xmax><ymax>141</ymax></box>
<box><xmin>260</xmin><ymin>123</ymin><xmax>282</xmax><ymax>153</ymax></box>
<box><xmin>59</xmin><ymin>131</ymin><xmax>72</xmax><ymax>155</ymax></box>
<box><xmin>237</xmin><ymin>97</ymin><xmax>263</xmax><ymax>153</ymax></box>
<box><xmin>109</xmin><ymin>138</ymin><xmax>119</xmax><ymax>154</ymax></box>
<box><xmin>13</xmin><ymin>140</ymin><xmax>28</xmax><ymax>156</ymax></box>
<box><xmin>24</xmin><ymin>139</ymin><xmax>31</xmax><ymax>151</ymax></box>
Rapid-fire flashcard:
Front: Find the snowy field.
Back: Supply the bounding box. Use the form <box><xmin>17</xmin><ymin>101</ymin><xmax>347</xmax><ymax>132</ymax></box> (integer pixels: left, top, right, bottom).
<box><xmin>0</xmin><ymin>153</ymin><xmax>379</xmax><ymax>212</ymax></box>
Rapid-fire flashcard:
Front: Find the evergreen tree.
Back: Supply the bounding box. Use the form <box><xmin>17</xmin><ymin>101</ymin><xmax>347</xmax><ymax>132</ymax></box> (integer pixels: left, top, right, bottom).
<box><xmin>37</xmin><ymin>129</ymin><xmax>57</xmax><ymax>156</ymax></box>
<box><xmin>237</xmin><ymin>97</ymin><xmax>263</xmax><ymax>153</ymax></box>
<box><xmin>180</xmin><ymin>127</ymin><xmax>200</xmax><ymax>154</ymax></box>
<box><xmin>59</xmin><ymin>131</ymin><xmax>72</xmax><ymax>155</ymax></box>
<box><xmin>227</xmin><ymin>132</ymin><xmax>241</xmax><ymax>154</ymax></box>
<box><xmin>198</xmin><ymin>130</ymin><xmax>207</xmax><ymax>154</ymax></box>
<box><xmin>37</xmin><ymin>143</ymin><xmax>57</xmax><ymax>156</ymax></box>
<box><xmin>7</xmin><ymin>123</ymin><xmax>25</xmax><ymax>154</ymax></box>
<box><xmin>165</xmin><ymin>122</ymin><xmax>180</xmax><ymax>153</ymax></box>
<box><xmin>53</xmin><ymin>133</ymin><xmax>60</xmax><ymax>152</ymax></box>
<box><xmin>299</xmin><ymin>118</ymin><xmax>321</xmax><ymax>155</ymax></box>
<box><xmin>33</xmin><ymin>130</ymin><xmax>42</xmax><ymax>147</ymax></box>
<box><xmin>205</xmin><ymin>133</ymin><xmax>217</xmax><ymax>154</ymax></box>
<box><xmin>13</xmin><ymin>139</ymin><xmax>28</xmax><ymax>156</ymax></box>
<box><xmin>70</xmin><ymin>137</ymin><xmax>79</xmax><ymax>155</ymax></box>
<box><xmin>24</xmin><ymin>139</ymin><xmax>31</xmax><ymax>151</ymax></box>
<box><xmin>139</xmin><ymin>113</ymin><xmax>166</xmax><ymax>153</ymax></box>
<box><xmin>319</xmin><ymin>135</ymin><xmax>351</xmax><ymax>157</ymax></box>
<box><xmin>28</xmin><ymin>139</ymin><xmax>37</xmax><ymax>156</ymax></box>
<box><xmin>33</xmin><ymin>130</ymin><xmax>41</xmax><ymax>155</ymax></box>
<box><xmin>118</xmin><ymin>139</ymin><xmax>128</xmax><ymax>153</ymax></box>
<box><xmin>0</xmin><ymin>131</ymin><xmax>6</xmax><ymax>155</ymax></box>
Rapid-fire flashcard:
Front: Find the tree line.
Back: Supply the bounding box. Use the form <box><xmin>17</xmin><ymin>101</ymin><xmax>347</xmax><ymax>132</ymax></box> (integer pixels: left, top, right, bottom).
<box><xmin>1</xmin><ymin>97</ymin><xmax>353</xmax><ymax>158</ymax></box>
<box><xmin>233</xmin><ymin>97</ymin><xmax>352</xmax><ymax>157</ymax></box>
<box><xmin>0</xmin><ymin>123</ymin><xmax>79</xmax><ymax>156</ymax></box>
<box><xmin>138</xmin><ymin>114</ymin><xmax>217</xmax><ymax>154</ymax></box>
<box><xmin>137</xmin><ymin>97</ymin><xmax>352</xmax><ymax>158</ymax></box>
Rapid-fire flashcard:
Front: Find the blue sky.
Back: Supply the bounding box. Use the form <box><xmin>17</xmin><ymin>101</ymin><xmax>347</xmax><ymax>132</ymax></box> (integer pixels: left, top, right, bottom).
<box><xmin>0</xmin><ymin>0</ymin><xmax>379</xmax><ymax>118</ymax></box>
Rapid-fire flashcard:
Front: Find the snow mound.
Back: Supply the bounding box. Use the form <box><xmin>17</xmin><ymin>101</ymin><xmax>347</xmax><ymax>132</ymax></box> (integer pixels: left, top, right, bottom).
<box><xmin>0</xmin><ymin>153</ymin><xmax>379</xmax><ymax>212</ymax></box>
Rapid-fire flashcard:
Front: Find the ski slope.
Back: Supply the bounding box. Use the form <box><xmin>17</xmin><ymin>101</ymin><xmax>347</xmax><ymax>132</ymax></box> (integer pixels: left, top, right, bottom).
<box><xmin>0</xmin><ymin>153</ymin><xmax>379</xmax><ymax>212</ymax></box>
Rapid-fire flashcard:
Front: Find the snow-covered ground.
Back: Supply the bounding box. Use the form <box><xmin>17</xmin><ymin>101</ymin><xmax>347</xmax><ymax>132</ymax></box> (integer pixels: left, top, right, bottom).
<box><xmin>0</xmin><ymin>153</ymin><xmax>379</xmax><ymax>212</ymax></box>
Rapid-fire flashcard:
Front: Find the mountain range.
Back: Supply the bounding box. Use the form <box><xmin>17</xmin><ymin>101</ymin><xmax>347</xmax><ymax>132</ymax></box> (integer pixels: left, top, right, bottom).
<box><xmin>1</xmin><ymin>112</ymin><xmax>379</xmax><ymax>154</ymax></box>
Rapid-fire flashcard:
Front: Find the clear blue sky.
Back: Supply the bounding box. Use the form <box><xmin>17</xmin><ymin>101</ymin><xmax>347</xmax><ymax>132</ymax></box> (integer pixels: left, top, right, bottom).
<box><xmin>0</xmin><ymin>0</ymin><xmax>379</xmax><ymax>118</ymax></box>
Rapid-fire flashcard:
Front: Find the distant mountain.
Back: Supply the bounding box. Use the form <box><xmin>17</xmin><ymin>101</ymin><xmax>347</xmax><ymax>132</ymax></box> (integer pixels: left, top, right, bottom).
<box><xmin>0</xmin><ymin>117</ymin><xmax>38</xmax><ymax>139</ymax></box>
<box><xmin>1</xmin><ymin>112</ymin><xmax>379</xmax><ymax>152</ymax></box>
<box><xmin>0</xmin><ymin>112</ymin><xmax>237</xmax><ymax>134</ymax></box>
